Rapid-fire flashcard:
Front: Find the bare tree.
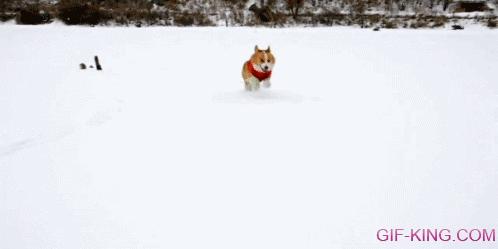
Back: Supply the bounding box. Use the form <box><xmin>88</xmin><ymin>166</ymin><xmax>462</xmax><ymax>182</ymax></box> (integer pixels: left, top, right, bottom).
<box><xmin>443</xmin><ymin>0</ymin><xmax>452</xmax><ymax>11</ymax></box>
<box><xmin>287</xmin><ymin>0</ymin><xmax>304</xmax><ymax>20</ymax></box>
<box><xmin>0</xmin><ymin>0</ymin><xmax>14</xmax><ymax>13</ymax></box>
<box><xmin>349</xmin><ymin>0</ymin><xmax>366</xmax><ymax>16</ymax></box>
<box><xmin>249</xmin><ymin>3</ymin><xmax>274</xmax><ymax>22</ymax></box>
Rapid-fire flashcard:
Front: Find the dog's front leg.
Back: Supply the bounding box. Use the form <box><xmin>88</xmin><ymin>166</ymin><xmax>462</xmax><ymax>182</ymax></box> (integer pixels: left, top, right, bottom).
<box><xmin>246</xmin><ymin>77</ymin><xmax>260</xmax><ymax>91</ymax></box>
<box><xmin>262</xmin><ymin>79</ymin><xmax>271</xmax><ymax>88</ymax></box>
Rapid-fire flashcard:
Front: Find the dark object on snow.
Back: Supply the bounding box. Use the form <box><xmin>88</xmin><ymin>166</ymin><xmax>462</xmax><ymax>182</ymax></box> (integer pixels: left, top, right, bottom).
<box><xmin>94</xmin><ymin>56</ymin><xmax>102</xmax><ymax>71</ymax></box>
<box><xmin>17</xmin><ymin>6</ymin><xmax>52</xmax><ymax>25</ymax></box>
<box><xmin>452</xmin><ymin>24</ymin><xmax>464</xmax><ymax>30</ymax></box>
<box><xmin>249</xmin><ymin>4</ymin><xmax>273</xmax><ymax>22</ymax></box>
<box><xmin>452</xmin><ymin>1</ymin><xmax>491</xmax><ymax>13</ymax></box>
<box><xmin>487</xmin><ymin>19</ymin><xmax>497</xmax><ymax>28</ymax></box>
<box><xmin>89</xmin><ymin>65</ymin><xmax>94</xmax><ymax>68</ymax></box>
<box><xmin>80</xmin><ymin>63</ymin><xmax>87</xmax><ymax>70</ymax></box>
<box><xmin>373</xmin><ymin>27</ymin><xmax>380</xmax><ymax>31</ymax></box>
<box><xmin>58</xmin><ymin>2</ymin><xmax>110</xmax><ymax>25</ymax></box>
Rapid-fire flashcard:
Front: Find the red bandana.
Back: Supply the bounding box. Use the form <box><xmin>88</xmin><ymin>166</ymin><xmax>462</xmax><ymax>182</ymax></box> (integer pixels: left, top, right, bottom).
<box><xmin>247</xmin><ymin>61</ymin><xmax>272</xmax><ymax>81</ymax></box>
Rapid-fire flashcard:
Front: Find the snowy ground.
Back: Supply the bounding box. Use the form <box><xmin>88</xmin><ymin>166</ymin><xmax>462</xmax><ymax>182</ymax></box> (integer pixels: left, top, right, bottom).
<box><xmin>1</xmin><ymin>25</ymin><xmax>497</xmax><ymax>249</ymax></box>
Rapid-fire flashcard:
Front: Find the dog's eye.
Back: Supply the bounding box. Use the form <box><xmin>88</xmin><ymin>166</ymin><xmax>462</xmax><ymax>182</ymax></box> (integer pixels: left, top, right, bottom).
<box><xmin>267</xmin><ymin>59</ymin><xmax>271</xmax><ymax>62</ymax></box>
<box><xmin>260</xmin><ymin>59</ymin><xmax>264</xmax><ymax>63</ymax></box>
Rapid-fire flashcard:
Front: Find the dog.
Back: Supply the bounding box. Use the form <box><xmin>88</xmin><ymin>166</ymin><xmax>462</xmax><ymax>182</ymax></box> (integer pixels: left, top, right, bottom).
<box><xmin>242</xmin><ymin>45</ymin><xmax>275</xmax><ymax>91</ymax></box>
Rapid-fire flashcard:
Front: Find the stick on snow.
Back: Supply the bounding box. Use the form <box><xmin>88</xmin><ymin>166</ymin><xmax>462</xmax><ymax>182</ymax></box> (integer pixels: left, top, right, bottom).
<box><xmin>94</xmin><ymin>56</ymin><xmax>102</xmax><ymax>71</ymax></box>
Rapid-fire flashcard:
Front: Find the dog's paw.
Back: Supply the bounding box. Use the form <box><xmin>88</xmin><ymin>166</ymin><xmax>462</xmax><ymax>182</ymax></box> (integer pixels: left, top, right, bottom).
<box><xmin>263</xmin><ymin>81</ymin><xmax>271</xmax><ymax>88</ymax></box>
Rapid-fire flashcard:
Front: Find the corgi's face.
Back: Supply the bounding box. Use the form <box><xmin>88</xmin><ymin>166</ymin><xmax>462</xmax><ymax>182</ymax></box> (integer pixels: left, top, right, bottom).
<box><xmin>250</xmin><ymin>46</ymin><xmax>275</xmax><ymax>72</ymax></box>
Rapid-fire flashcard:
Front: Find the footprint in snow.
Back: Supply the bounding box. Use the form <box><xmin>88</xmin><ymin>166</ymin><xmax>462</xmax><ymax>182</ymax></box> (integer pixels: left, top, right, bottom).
<box><xmin>0</xmin><ymin>138</ymin><xmax>38</xmax><ymax>158</ymax></box>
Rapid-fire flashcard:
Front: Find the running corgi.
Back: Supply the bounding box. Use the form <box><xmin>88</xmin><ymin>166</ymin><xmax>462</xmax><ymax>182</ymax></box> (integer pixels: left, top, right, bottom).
<box><xmin>242</xmin><ymin>45</ymin><xmax>275</xmax><ymax>91</ymax></box>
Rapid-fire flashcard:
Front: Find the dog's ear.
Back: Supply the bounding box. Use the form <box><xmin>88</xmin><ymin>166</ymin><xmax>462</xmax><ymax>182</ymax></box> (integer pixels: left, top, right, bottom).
<box><xmin>254</xmin><ymin>45</ymin><xmax>259</xmax><ymax>52</ymax></box>
<box><xmin>266</xmin><ymin>46</ymin><xmax>271</xmax><ymax>53</ymax></box>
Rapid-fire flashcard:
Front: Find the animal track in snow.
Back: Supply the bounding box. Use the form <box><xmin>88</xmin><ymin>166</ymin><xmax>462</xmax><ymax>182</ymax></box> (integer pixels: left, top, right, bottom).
<box><xmin>0</xmin><ymin>138</ymin><xmax>38</xmax><ymax>157</ymax></box>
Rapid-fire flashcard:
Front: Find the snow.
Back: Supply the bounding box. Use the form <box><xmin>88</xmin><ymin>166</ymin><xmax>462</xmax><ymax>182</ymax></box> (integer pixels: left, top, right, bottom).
<box><xmin>1</xmin><ymin>25</ymin><xmax>498</xmax><ymax>249</ymax></box>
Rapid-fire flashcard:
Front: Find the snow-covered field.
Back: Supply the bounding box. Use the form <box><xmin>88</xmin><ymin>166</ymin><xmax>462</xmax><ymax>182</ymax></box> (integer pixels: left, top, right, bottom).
<box><xmin>1</xmin><ymin>25</ymin><xmax>497</xmax><ymax>249</ymax></box>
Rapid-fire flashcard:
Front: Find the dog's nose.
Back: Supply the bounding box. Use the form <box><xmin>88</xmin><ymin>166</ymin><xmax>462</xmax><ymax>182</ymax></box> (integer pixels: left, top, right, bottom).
<box><xmin>264</xmin><ymin>66</ymin><xmax>269</xmax><ymax>70</ymax></box>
